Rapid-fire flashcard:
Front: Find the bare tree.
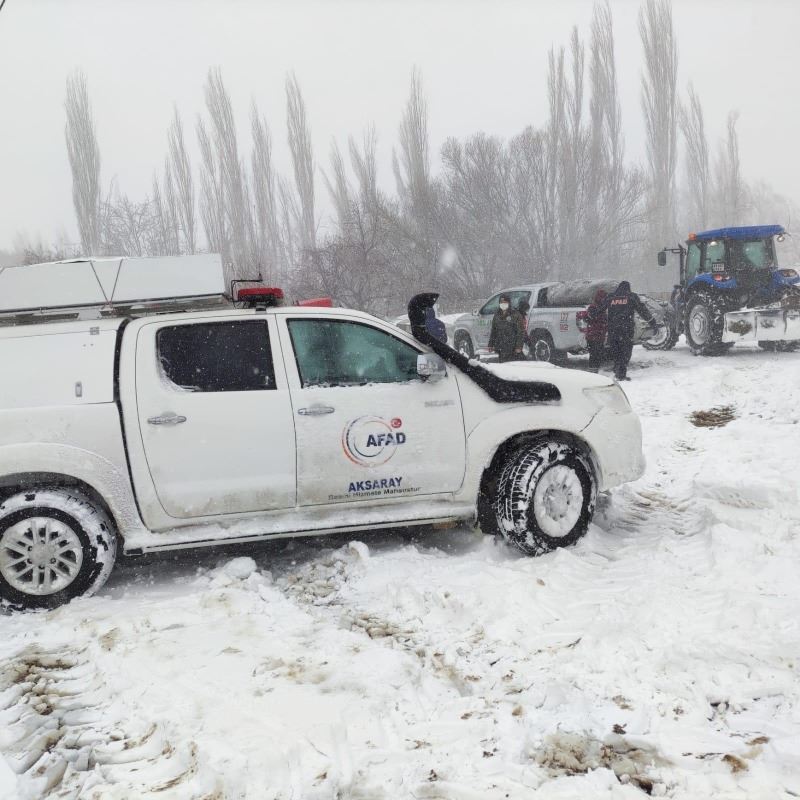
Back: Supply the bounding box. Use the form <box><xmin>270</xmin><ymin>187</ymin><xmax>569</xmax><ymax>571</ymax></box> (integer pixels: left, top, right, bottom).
<box><xmin>204</xmin><ymin>68</ymin><xmax>251</xmax><ymax>276</ymax></box>
<box><xmin>678</xmin><ymin>83</ymin><xmax>710</xmax><ymax>231</ymax></box>
<box><xmin>392</xmin><ymin>69</ymin><xmax>440</xmax><ymax>286</ymax></box>
<box><xmin>640</xmin><ymin>0</ymin><xmax>679</xmax><ymax>257</ymax></box>
<box><xmin>101</xmin><ymin>189</ymin><xmax>155</xmax><ymax>257</ymax></box>
<box><xmin>286</xmin><ymin>72</ymin><xmax>316</xmax><ymax>257</ymax></box>
<box><xmin>65</xmin><ymin>70</ymin><xmax>101</xmax><ymax>255</ymax></box>
<box><xmin>586</xmin><ymin>1</ymin><xmax>630</xmax><ymax>267</ymax></box>
<box><xmin>197</xmin><ymin>116</ymin><xmax>228</xmax><ymax>262</ymax></box>
<box><xmin>714</xmin><ymin>111</ymin><xmax>745</xmax><ymax>225</ymax></box>
<box><xmin>167</xmin><ymin>108</ymin><xmax>196</xmax><ymax>253</ymax></box>
<box><xmin>301</xmin><ymin>128</ymin><xmax>394</xmax><ymax>311</ymax></box>
<box><xmin>251</xmin><ymin>103</ymin><xmax>285</xmax><ymax>283</ymax></box>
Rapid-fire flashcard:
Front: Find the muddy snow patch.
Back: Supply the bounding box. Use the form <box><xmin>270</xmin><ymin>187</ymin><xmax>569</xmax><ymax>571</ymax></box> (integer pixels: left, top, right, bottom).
<box><xmin>533</xmin><ymin>731</ymin><xmax>666</xmax><ymax>794</ymax></box>
<box><xmin>689</xmin><ymin>405</ymin><xmax>737</xmax><ymax>428</ymax></box>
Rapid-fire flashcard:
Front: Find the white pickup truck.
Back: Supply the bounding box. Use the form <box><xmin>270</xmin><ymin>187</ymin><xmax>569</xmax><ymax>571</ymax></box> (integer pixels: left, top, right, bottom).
<box><xmin>0</xmin><ymin>256</ymin><xmax>645</xmax><ymax>610</ymax></box>
<box><xmin>452</xmin><ymin>282</ymin><xmax>666</xmax><ymax>363</ymax></box>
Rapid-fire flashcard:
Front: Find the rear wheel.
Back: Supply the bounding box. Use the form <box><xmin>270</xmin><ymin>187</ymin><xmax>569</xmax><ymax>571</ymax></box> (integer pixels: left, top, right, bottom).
<box><xmin>685</xmin><ymin>291</ymin><xmax>729</xmax><ymax>355</ymax></box>
<box><xmin>492</xmin><ymin>441</ymin><xmax>596</xmax><ymax>556</ymax></box>
<box><xmin>530</xmin><ymin>331</ymin><xmax>565</xmax><ymax>364</ymax></box>
<box><xmin>454</xmin><ymin>331</ymin><xmax>474</xmax><ymax>359</ymax></box>
<box><xmin>0</xmin><ymin>488</ymin><xmax>117</xmax><ymax>611</ymax></box>
<box><xmin>642</xmin><ymin>309</ymin><xmax>679</xmax><ymax>351</ymax></box>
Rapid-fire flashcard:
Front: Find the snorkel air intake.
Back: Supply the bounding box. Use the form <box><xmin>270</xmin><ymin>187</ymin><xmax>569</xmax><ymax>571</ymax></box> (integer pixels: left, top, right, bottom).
<box><xmin>408</xmin><ymin>292</ymin><xmax>561</xmax><ymax>403</ymax></box>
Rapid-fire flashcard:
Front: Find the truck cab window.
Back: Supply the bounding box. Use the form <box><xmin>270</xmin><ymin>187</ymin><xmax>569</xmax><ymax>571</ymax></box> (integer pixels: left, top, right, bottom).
<box><xmin>288</xmin><ymin>319</ymin><xmax>420</xmax><ymax>387</ymax></box>
<box><xmin>479</xmin><ymin>295</ymin><xmax>501</xmax><ymax>316</ymax></box>
<box><xmin>157</xmin><ymin>321</ymin><xmax>274</xmax><ymax>392</ymax></box>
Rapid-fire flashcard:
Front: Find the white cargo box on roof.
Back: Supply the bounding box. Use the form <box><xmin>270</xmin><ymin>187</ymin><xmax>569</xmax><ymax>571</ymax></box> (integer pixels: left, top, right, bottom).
<box><xmin>0</xmin><ymin>253</ymin><xmax>226</xmax><ymax>314</ymax></box>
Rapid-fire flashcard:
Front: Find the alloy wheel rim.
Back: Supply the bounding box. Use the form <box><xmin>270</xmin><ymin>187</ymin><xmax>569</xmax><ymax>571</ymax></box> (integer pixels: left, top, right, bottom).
<box><xmin>532</xmin><ymin>465</ymin><xmax>584</xmax><ymax>538</ymax></box>
<box><xmin>0</xmin><ymin>517</ymin><xmax>84</xmax><ymax>595</ymax></box>
<box><xmin>534</xmin><ymin>340</ymin><xmax>551</xmax><ymax>361</ymax></box>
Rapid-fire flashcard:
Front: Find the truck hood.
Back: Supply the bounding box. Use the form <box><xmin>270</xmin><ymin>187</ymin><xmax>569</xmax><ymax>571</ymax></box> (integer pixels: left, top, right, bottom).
<box><xmin>480</xmin><ymin>361</ymin><xmax>615</xmax><ymax>390</ymax></box>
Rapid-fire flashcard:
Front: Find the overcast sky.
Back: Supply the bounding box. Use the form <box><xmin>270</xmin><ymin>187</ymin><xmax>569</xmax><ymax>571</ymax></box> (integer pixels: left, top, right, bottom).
<box><xmin>0</xmin><ymin>0</ymin><xmax>798</xmax><ymax>251</ymax></box>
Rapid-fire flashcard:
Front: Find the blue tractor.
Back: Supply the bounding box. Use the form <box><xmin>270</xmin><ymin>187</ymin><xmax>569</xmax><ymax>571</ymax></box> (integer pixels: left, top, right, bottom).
<box><xmin>657</xmin><ymin>225</ymin><xmax>800</xmax><ymax>355</ymax></box>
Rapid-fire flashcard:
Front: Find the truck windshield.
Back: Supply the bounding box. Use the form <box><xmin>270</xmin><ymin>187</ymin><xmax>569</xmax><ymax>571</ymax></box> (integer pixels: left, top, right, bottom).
<box><xmin>727</xmin><ymin>239</ymin><xmax>776</xmax><ymax>270</ymax></box>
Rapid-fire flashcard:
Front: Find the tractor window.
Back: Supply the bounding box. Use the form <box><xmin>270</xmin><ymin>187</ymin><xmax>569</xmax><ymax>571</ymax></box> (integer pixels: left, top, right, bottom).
<box><xmin>729</xmin><ymin>239</ymin><xmax>775</xmax><ymax>269</ymax></box>
<box><xmin>702</xmin><ymin>240</ymin><xmax>726</xmax><ymax>274</ymax></box>
<box><xmin>686</xmin><ymin>243</ymin><xmax>701</xmax><ymax>279</ymax></box>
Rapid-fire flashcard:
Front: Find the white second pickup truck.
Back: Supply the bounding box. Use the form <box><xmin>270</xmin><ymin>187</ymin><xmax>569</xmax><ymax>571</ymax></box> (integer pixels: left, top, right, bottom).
<box><xmin>0</xmin><ymin>256</ymin><xmax>645</xmax><ymax>610</ymax></box>
<box><xmin>452</xmin><ymin>281</ymin><xmax>666</xmax><ymax>363</ymax></box>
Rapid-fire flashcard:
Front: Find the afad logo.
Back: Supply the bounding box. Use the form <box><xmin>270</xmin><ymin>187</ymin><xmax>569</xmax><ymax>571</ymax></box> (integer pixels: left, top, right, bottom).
<box><xmin>342</xmin><ymin>416</ymin><xmax>407</xmax><ymax>467</ymax></box>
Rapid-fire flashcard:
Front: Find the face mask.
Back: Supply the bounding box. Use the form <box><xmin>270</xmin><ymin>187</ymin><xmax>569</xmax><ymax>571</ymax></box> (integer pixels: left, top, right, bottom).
<box><xmin>499</xmin><ymin>302</ymin><xmax>509</xmax><ymax>311</ymax></box>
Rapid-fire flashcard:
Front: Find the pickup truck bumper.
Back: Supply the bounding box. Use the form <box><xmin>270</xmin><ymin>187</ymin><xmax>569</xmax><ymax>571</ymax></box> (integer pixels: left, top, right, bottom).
<box><xmin>581</xmin><ymin>407</ymin><xmax>645</xmax><ymax>491</ymax></box>
<box><xmin>722</xmin><ymin>307</ymin><xmax>800</xmax><ymax>343</ymax></box>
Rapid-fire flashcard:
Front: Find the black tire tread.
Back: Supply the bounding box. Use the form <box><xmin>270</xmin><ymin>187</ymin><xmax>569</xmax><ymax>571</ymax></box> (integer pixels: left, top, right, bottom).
<box><xmin>493</xmin><ymin>441</ymin><xmax>596</xmax><ymax>557</ymax></box>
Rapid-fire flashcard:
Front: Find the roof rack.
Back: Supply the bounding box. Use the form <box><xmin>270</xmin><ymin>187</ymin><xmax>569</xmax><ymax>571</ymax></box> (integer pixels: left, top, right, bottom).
<box><xmin>0</xmin><ymin>254</ymin><xmax>232</xmax><ymax>326</ymax></box>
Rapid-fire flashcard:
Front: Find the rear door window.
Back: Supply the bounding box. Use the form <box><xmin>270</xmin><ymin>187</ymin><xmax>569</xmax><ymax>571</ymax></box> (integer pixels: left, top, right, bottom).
<box><xmin>157</xmin><ymin>320</ymin><xmax>275</xmax><ymax>392</ymax></box>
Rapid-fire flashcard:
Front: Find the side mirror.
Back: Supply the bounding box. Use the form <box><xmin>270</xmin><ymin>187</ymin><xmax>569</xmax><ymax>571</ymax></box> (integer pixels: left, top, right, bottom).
<box><xmin>417</xmin><ymin>353</ymin><xmax>446</xmax><ymax>381</ymax></box>
<box><xmin>472</xmin><ymin>308</ymin><xmax>480</xmax><ymax>315</ymax></box>
<box><xmin>657</xmin><ymin>251</ymin><xmax>667</xmax><ymax>267</ymax></box>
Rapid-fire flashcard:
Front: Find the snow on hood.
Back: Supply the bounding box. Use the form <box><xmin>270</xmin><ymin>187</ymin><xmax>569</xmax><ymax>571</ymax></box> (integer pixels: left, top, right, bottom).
<box><xmin>480</xmin><ymin>360</ymin><xmax>614</xmax><ymax>389</ymax></box>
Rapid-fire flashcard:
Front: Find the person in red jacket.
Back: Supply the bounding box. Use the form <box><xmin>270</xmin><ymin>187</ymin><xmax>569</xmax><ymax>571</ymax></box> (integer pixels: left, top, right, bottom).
<box><xmin>577</xmin><ymin>289</ymin><xmax>608</xmax><ymax>373</ymax></box>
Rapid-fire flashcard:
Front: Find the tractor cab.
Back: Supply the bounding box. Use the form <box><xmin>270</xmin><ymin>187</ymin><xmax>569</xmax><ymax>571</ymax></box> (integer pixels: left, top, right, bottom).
<box><xmin>680</xmin><ymin>226</ymin><xmax>798</xmax><ymax>305</ymax></box>
<box><xmin>658</xmin><ymin>225</ymin><xmax>800</xmax><ymax>354</ymax></box>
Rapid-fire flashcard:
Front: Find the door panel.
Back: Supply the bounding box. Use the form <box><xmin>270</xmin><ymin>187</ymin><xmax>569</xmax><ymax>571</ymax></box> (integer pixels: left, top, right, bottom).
<box><xmin>280</xmin><ymin>316</ymin><xmax>466</xmax><ymax>507</ymax></box>
<box><xmin>134</xmin><ymin>317</ymin><xmax>296</xmax><ymax>519</ymax></box>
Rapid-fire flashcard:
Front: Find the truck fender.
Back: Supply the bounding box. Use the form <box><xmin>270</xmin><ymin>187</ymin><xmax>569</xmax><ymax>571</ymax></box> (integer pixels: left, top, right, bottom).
<box><xmin>455</xmin><ymin>405</ymin><xmax>598</xmax><ymax>505</ymax></box>
<box><xmin>0</xmin><ymin>443</ymin><xmax>147</xmax><ymax>542</ymax></box>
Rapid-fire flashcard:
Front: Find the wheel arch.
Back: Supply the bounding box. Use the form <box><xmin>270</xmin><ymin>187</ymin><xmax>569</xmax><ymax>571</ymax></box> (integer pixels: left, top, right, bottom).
<box><xmin>0</xmin><ymin>472</ymin><xmax>122</xmax><ymax>545</ymax></box>
<box><xmin>478</xmin><ymin>429</ymin><xmax>599</xmax><ymax>500</ymax></box>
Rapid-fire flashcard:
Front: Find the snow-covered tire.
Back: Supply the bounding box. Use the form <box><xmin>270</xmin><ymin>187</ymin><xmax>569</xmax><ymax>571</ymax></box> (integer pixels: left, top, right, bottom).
<box><xmin>0</xmin><ymin>488</ymin><xmax>117</xmax><ymax>612</ymax></box>
<box><xmin>454</xmin><ymin>332</ymin><xmax>474</xmax><ymax>359</ymax></box>
<box><xmin>493</xmin><ymin>441</ymin><xmax>596</xmax><ymax>556</ymax></box>
<box><xmin>530</xmin><ymin>331</ymin><xmax>565</xmax><ymax>364</ymax></box>
<box><xmin>642</xmin><ymin>309</ymin><xmax>679</xmax><ymax>351</ymax></box>
<box><xmin>684</xmin><ymin>291</ymin><xmax>729</xmax><ymax>355</ymax></box>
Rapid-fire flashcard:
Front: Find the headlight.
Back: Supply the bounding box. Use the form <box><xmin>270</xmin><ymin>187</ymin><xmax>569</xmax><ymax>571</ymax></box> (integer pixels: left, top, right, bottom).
<box><xmin>583</xmin><ymin>385</ymin><xmax>631</xmax><ymax>414</ymax></box>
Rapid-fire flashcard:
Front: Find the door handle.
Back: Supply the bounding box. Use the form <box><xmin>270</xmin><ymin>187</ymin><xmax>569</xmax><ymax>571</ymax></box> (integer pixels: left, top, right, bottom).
<box><xmin>147</xmin><ymin>413</ymin><xmax>187</xmax><ymax>425</ymax></box>
<box><xmin>297</xmin><ymin>406</ymin><xmax>335</xmax><ymax>416</ymax></box>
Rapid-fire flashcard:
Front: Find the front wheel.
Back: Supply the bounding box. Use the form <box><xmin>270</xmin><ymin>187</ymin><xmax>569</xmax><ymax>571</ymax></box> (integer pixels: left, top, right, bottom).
<box><xmin>0</xmin><ymin>488</ymin><xmax>117</xmax><ymax>611</ymax></box>
<box><xmin>492</xmin><ymin>441</ymin><xmax>597</xmax><ymax>556</ymax></box>
<box><xmin>684</xmin><ymin>292</ymin><xmax>728</xmax><ymax>355</ymax></box>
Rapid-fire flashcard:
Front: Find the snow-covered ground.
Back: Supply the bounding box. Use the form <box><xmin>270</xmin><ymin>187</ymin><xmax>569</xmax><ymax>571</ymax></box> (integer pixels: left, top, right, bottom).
<box><xmin>2</xmin><ymin>343</ymin><xmax>800</xmax><ymax>800</ymax></box>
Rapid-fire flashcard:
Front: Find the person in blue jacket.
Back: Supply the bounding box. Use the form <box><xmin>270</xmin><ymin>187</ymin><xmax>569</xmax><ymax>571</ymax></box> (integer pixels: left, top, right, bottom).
<box><xmin>424</xmin><ymin>306</ymin><xmax>447</xmax><ymax>343</ymax></box>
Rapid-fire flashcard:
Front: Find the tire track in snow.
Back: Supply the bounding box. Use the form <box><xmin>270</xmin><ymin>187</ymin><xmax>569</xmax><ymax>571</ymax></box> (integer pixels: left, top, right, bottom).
<box><xmin>0</xmin><ymin>642</ymin><xmax>218</xmax><ymax>798</ymax></box>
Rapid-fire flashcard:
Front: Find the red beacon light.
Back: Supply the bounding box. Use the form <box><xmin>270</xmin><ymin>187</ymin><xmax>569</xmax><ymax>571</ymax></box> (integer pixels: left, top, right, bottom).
<box><xmin>296</xmin><ymin>297</ymin><xmax>333</xmax><ymax>308</ymax></box>
<box><xmin>235</xmin><ymin>286</ymin><xmax>285</xmax><ymax>308</ymax></box>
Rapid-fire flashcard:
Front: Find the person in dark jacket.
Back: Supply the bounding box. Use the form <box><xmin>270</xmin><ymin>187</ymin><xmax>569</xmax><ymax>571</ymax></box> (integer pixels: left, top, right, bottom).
<box><xmin>488</xmin><ymin>293</ymin><xmax>525</xmax><ymax>362</ymax></box>
<box><xmin>591</xmin><ymin>281</ymin><xmax>656</xmax><ymax>381</ymax></box>
<box><xmin>424</xmin><ymin>306</ymin><xmax>447</xmax><ymax>343</ymax></box>
<box><xmin>577</xmin><ymin>288</ymin><xmax>608</xmax><ymax>372</ymax></box>
<box><xmin>517</xmin><ymin>299</ymin><xmax>531</xmax><ymax>354</ymax></box>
